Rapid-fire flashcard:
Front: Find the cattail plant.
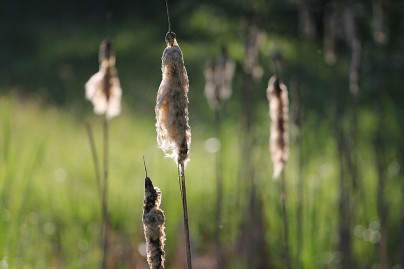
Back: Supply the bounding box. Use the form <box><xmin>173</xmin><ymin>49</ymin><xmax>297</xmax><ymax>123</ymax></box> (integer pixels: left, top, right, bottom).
<box><xmin>267</xmin><ymin>75</ymin><xmax>289</xmax><ymax>180</ymax></box>
<box><xmin>155</xmin><ymin>1</ymin><xmax>192</xmax><ymax>268</ymax></box>
<box><xmin>155</xmin><ymin>31</ymin><xmax>191</xmax><ymax>166</ymax></box>
<box><xmin>267</xmin><ymin>75</ymin><xmax>291</xmax><ymax>269</ymax></box>
<box><xmin>203</xmin><ymin>47</ymin><xmax>235</xmax><ymax>268</ymax></box>
<box><xmin>85</xmin><ymin>39</ymin><xmax>122</xmax><ymax>269</ymax></box>
<box><xmin>143</xmin><ymin>161</ymin><xmax>166</xmax><ymax>269</ymax></box>
<box><xmin>85</xmin><ymin>40</ymin><xmax>122</xmax><ymax>119</ymax></box>
<box><xmin>204</xmin><ymin>46</ymin><xmax>235</xmax><ymax>110</ymax></box>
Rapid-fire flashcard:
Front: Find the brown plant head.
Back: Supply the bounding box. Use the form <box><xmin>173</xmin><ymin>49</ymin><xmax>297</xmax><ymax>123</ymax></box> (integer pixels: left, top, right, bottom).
<box><xmin>204</xmin><ymin>46</ymin><xmax>235</xmax><ymax>110</ymax></box>
<box><xmin>267</xmin><ymin>75</ymin><xmax>289</xmax><ymax>179</ymax></box>
<box><xmin>143</xmin><ymin>177</ymin><xmax>166</xmax><ymax>269</ymax></box>
<box><xmin>155</xmin><ymin>32</ymin><xmax>191</xmax><ymax>165</ymax></box>
<box><xmin>85</xmin><ymin>39</ymin><xmax>122</xmax><ymax>119</ymax></box>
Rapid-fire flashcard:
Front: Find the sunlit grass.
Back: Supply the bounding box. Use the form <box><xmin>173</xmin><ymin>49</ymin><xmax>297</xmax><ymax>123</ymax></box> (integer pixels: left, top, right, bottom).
<box><xmin>0</xmin><ymin>95</ymin><xmax>239</xmax><ymax>268</ymax></box>
<box><xmin>0</xmin><ymin>87</ymin><xmax>401</xmax><ymax>269</ymax></box>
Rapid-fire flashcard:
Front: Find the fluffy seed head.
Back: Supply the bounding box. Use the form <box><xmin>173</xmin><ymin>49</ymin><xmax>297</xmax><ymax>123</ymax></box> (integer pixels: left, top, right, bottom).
<box><xmin>143</xmin><ymin>177</ymin><xmax>166</xmax><ymax>269</ymax></box>
<box><xmin>85</xmin><ymin>39</ymin><xmax>122</xmax><ymax>119</ymax></box>
<box><xmin>267</xmin><ymin>76</ymin><xmax>289</xmax><ymax>179</ymax></box>
<box><xmin>155</xmin><ymin>32</ymin><xmax>191</xmax><ymax>165</ymax></box>
<box><xmin>204</xmin><ymin>46</ymin><xmax>235</xmax><ymax>110</ymax></box>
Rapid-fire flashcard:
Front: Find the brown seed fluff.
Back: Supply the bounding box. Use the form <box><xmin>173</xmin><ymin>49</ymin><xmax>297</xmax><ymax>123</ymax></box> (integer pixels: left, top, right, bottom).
<box><xmin>155</xmin><ymin>32</ymin><xmax>191</xmax><ymax>165</ymax></box>
<box><xmin>85</xmin><ymin>40</ymin><xmax>122</xmax><ymax>119</ymax></box>
<box><xmin>267</xmin><ymin>76</ymin><xmax>289</xmax><ymax>179</ymax></box>
<box><xmin>143</xmin><ymin>177</ymin><xmax>166</xmax><ymax>269</ymax></box>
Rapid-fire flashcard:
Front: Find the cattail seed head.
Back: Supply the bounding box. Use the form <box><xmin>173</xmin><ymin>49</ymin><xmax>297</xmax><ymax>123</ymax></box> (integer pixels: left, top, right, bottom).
<box><xmin>156</xmin><ymin>32</ymin><xmax>191</xmax><ymax>165</ymax></box>
<box><xmin>204</xmin><ymin>46</ymin><xmax>235</xmax><ymax>110</ymax></box>
<box><xmin>143</xmin><ymin>177</ymin><xmax>166</xmax><ymax>269</ymax></box>
<box><xmin>267</xmin><ymin>76</ymin><xmax>289</xmax><ymax>179</ymax></box>
<box><xmin>85</xmin><ymin>39</ymin><xmax>122</xmax><ymax>119</ymax></box>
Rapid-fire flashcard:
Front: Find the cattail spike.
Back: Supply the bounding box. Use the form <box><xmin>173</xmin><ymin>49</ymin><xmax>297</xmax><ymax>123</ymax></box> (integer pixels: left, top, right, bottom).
<box><xmin>99</xmin><ymin>39</ymin><xmax>111</xmax><ymax>62</ymax></box>
<box><xmin>143</xmin><ymin>176</ymin><xmax>166</xmax><ymax>269</ymax></box>
<box><xmin>156</xmin><ymin>32</ymin><xmax>191</xmax><ymax>165</ymax></box>
<box><xmin>204</xmin><ymin>46</ymin><xmax>235</xmax><ymax>110</ymax></box>
<box><xmin>85</xmin><ymin>39</ymin><xmax>122</xmax><ymax>119</ymax></box>
<box><xmin>267</xmin><ymin>75</ymin><xmax>289</xmax><ymax>179</ymax></box>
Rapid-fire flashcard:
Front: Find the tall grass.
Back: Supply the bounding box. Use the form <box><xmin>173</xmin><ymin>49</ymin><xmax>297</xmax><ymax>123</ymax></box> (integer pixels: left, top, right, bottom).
<box><xmin>0</xmin><ymin>89</ymin><xmax>401</xmax><ymax>269</ymax></box>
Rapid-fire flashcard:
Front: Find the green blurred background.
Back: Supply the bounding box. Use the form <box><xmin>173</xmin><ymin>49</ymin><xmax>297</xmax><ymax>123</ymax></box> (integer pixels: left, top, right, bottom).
<box><xmin>0</xmin><ymin>0</ymin><xmax>403</xmax><ymax>268</ymax></box>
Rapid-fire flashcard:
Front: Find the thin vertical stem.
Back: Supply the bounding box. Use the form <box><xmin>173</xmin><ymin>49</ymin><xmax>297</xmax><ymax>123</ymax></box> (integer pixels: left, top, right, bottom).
<box><xmin>179</xmin><ymin>162</ymin><xmax>192</xmax><ymax>269</ymax></box>
<box><xmin>85</xmin><ymin>119</ymin><xmax>109</xmax><ymax>269</ymax></box>
<box><xmin>214</xmin><ymin>107</ymin><xmax>223</xmax><ymax>268</ymax></box>
<box><xmin>101</xmin><ymin>115</ymin><xmax>109</xmax><ymax>269</ymax></box>
<box><xmin>280</xmin><ymin>171</ymin><xmax>292</xmax><ymax>269</ymax></box>
<box><xmin>374</xmin><ymin>106</ymin><xmax>389</xmax><ymax>269</ymax></box>
<box><xmin>85</xmin><ymin>121</ymin><xmax>102</xmax><ymax>199</ymax></box>
<box><xmin>296</xmin><ymin>134</ymin><xmax>303</xmax><ymax>269</ymax></box>
<box><xmin>291</xmin><ymin>81</ymin><xmax>303</xmax><ymax>269</ymax></box>
<box><xmin>165</xmin><ymin>0</ymin><xmax>171</xmax><ymax>33</ymax></box>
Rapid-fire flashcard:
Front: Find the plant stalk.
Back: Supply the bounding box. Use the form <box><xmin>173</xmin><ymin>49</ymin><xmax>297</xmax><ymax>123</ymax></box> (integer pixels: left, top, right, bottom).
<box><xmin>214</xmin><ymin>107</ymin><xmax>224</xmax><ymax>268</ymax></box>
<box><xmin>85</xmin><ymin>121</ymin><xmax>102</xmax><ymax>198</ymax></box>
<box><xmin>178</xmin><ymin>162</ymin><xmax>192</xmax><ymax>269</ymax></box>
<box><xmin>280</xmin><ymin>171</ymin><xmax>292</xmax><ymax>269</ymax></box>
<box><xmin>101</xmin><ymin>115</ymin><xmax>110</xmax><ymax>269</ymax></box>
<box><xmin>296</xmin><ymin>133</ymin><xmax>303</xmax><ymax>269</ymax></box>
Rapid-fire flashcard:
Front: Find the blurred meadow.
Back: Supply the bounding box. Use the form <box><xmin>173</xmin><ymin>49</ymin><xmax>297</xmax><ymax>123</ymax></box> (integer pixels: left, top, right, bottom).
<box><xmin>0</xmin><ymin>0</ymin><xmax>403</xmax><ymax>268</ymax></box>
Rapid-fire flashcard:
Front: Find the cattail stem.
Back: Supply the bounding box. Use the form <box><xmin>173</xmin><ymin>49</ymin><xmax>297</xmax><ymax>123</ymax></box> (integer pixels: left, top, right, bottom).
<box><xmin>374</xmin><ymin>132</ymin><xmax>389</xmax><ymax>269</ymax></box>
<box><xmin>214</xmin><ymin>107</ymin><xmax>223</xmax><ymax>268</ymax></box>
<box><xmin>164</xmin><ymin>0</ymin><xmax>171</xmax><ymax>33</ymax></box>
<box><xmin>101</xmin><ymin>115</ymin><xmax>110</xmax><ymax>269</ymax></box>
<box><xmin>280</xmin><ymin>171</ymin><xmax>292</xmax><ymax>269</ymax></box>
<box><xmin>291</xmin><ymin>81</ymin><xmax>303</xmax><ymax>269</ymax></box>
<box><xmin>85</xmin><ymin>121</ymin><xmax>102</xmax><ymax>199</ymax></box>
<box><xmin>178</xmin><ymin>162</ymin><xmax>192</xmax><ymax>269</ymax></box>
<box><xmin>296</xmin><ymin>133</ymin><xmax>303</xmax><ymax>269</ymax></box>
<box><xmin>85</xmin><ymin>117</ymin><xmax>110</xmax><ymax>269</ymax></box>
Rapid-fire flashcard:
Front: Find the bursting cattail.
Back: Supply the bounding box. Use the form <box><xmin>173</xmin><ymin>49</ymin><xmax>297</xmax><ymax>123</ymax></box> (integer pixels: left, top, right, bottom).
<box><xmin>204</xmin><ymin>46</ymin><xmax>235</xmax><ymax>110</ymax></box>
<box><xmin>85</xmin><ymin>40</ymin><xmax>122</xmax><ymax>119</ymax></box>
<box><xmin>267</xmin><ymin>76</ymin><xmax>289</xmax><ymax>179</ymax></box>
<box><xmin>143</xmin><ymin>176</ymin><xmax>166</xmax><ymax>269</ymax></box>
<box><xmin>155</xmin><ymin>32</ymin><xmax>191</xmax><ymax>165</ymax></box>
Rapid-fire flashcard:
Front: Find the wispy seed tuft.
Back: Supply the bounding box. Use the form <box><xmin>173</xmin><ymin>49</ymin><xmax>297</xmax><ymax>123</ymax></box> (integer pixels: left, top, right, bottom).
<box><xmin>267</xmin><ymin>75</ymin><xmax>289</xmax><ymax>179</ymax></box>
<box><xmin>85</xmin><ymin>40</ymin><xmax>122</xmax><ymax>119</ymax></box>
<box><xmin>143</xmin><ymin>176</ymin><xmax>166</xmax><ymax>269</ymax></box>
<box><xmin>155</xmin><ymin>32</ymin><xmax>191</xmax><ymax>165</ymax></box>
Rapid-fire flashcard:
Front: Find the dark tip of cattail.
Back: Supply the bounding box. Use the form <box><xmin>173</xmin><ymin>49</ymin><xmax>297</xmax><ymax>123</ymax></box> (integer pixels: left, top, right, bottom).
<box><xmin>144</xmin><ymin>177</ymin><xmax>158</xmax><ymax>214</ymax></box>
<box><xmin>144</xmin><ymin>176</ymin><xmax>157</xmax><ymax>201</ymax></box>
<box><xmin>269</xmin><ymin>75</ymin><xmax>284</xmax><ymax>97</ymax></box>
<box><xmin>165</xmin><ymin>32</ymin><xmax>176</xmax><ymax>46</ymax></box>
<box><xmin>145</xmin><ymin>177</ymin><xmax>153</xmax><ymax>191</ymax></box>
<box><xmin>99</xmin><ymin>39</ymin><xmax>112</xmax><ymax>61</ymax></box>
